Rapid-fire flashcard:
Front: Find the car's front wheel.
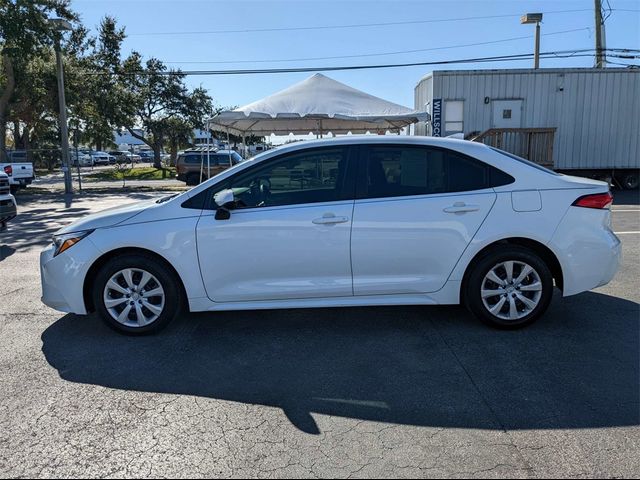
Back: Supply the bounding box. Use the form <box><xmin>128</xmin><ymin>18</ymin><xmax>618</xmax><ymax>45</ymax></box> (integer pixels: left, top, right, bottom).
<box><xmin>464</xmin><ymin>246</ymin><xmax>554</xmax><ymax>329</ymax></box>
<box><xmin>93</xmin><ymin>254</ymin><xmax>183</xmax><ymax>334</ymax></box>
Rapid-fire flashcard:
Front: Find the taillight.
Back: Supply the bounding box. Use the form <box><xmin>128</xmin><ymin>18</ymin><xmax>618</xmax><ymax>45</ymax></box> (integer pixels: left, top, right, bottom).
<box><xmin>3</xmin><ymin>165</ymin><xmax>12</xmax><ymax>176</ymax></box>
<box><xmin>572</xmin><ymin>191</ymin><xmax>613</xmax><ymax>209</ymax></box>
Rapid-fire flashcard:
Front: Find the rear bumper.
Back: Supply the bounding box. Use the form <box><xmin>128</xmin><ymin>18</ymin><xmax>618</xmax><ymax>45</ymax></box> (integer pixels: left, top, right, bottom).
<box><xmin>8</xmin><ymin>177</ymin><xmax>33</xmax><ymax>187</ymax></box>
<box><xmin>549</xmin><ymin>206</ymin><xmax>622</xmax><ymax>296</ymax></box>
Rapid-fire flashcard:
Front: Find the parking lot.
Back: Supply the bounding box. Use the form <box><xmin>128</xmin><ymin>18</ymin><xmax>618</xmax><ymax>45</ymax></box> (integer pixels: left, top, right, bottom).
<box><xmin>0</xmin><ymin>190</ymin><xmax>638</xmax><ymax>478</ymax></box>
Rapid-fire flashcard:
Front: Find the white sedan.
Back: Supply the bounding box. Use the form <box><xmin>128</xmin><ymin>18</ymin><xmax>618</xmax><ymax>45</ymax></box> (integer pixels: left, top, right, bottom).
<box><xmin>40</xmin><ymin>137</ymin><xmax>621</xmax><ymax>334</ymax></box>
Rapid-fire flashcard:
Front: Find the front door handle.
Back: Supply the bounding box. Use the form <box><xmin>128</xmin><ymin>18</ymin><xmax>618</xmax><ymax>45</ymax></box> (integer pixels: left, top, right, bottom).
<box><xmin>312</xmin><ymin>214</ymin><xmax>349</xmax><ymax>225</ymax></box>
<box><xmin>443</xmin><ymin>202</ymin><xmax>480</xmax><ymax>214</ymax></box>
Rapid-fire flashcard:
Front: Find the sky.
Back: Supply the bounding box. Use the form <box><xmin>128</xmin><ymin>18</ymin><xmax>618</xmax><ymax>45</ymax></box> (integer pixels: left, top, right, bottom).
<box><xmin>72</xmin><ymin>0</ymin><xmax>639</xmax><ymax>136</ymax></box>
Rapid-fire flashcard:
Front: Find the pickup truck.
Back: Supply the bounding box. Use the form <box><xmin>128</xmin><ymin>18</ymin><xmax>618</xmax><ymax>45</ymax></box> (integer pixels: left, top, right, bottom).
<box><xmin>0</xmin><ymin>172</ymin><xmax>17</xmax><ymax>228</ymax></box>
<box><xmin>1</xmin><ymin>150</ymin><xmax>35</xmax><ymax>193</ymax></box>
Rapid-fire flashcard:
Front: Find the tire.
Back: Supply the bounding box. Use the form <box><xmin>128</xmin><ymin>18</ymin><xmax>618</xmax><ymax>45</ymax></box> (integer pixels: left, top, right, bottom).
<box><xmin>620</xmin><ymin>172</ymin><xmax>639</xmax><ymax>190</ymax></box>
<box><xmin>92</xmin><ymin>253</ymin><xmax>184</xmax><ymax>335</ymax></box>
<box><xmin>185</xmin><ymin>173</ymin><xmax>200</xmax><ymax>186</ymax></box>
<box><xmin>464</xmin><ymin>246</ymin><xmax>554</xmax><ymax>329</ymax></box>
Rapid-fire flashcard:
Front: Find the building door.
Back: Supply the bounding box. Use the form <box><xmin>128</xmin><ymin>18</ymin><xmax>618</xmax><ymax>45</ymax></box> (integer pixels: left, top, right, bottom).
<box><xmin>492</xmin><ymin>100</ymin><xmax>523</xmax><ymax>128</ymax></box>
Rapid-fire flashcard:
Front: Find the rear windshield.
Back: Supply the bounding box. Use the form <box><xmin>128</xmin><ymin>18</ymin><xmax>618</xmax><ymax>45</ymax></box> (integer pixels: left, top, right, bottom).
<box><xmin>490</xmin><ymin>147</ymin><xmax>559</xmax><ymax>175</ymax></box>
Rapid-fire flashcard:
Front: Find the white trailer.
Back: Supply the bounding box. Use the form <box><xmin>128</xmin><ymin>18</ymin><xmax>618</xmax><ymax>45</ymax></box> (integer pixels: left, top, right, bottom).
<box><xmin>414</xmin><ymin>68</ymin><xmax>639</xmax><ymax>189</ymax></box>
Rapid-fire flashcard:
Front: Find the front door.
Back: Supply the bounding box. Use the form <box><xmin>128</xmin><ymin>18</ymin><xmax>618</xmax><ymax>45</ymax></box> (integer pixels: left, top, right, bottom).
<box><xmin>196</xmin><ymin>146</ymin><xmax>357</xmax><ymax>303</ymax></box>
<box><xmin>351</xmin><ymin>145</ymin><xmax>498</xmax><ymax>295</ymax></box>
<box><xmin>492</xmin><ymin>100</ymin><xmax>523</xmax><ymax>128</ymax></box>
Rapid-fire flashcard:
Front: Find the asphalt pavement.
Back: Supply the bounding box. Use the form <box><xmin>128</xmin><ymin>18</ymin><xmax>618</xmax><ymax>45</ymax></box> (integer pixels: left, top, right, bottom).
<box><xmin>0</xmin><ymin>189</ymin><xmax>638</xmax><ymax>478</ymax></box>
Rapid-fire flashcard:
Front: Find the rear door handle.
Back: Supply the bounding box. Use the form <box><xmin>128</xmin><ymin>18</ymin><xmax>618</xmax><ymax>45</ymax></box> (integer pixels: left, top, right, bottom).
<box><xmin>312</xmin><ymin>214</ymin><xmax>349</xmax><ymax>225</ymax></box>
<box><xmin>443</xmin><ymin>202</ymin><xmax>480</xmax><ymax>214</ymax></box>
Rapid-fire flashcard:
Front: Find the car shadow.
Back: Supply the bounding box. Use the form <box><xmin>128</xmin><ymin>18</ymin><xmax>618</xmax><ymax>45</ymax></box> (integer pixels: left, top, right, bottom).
<box><xmin>41</xmin><ymin>291</ymin><xmax>639</xmax><ymax>435</ymax></box>
<box><xmin>613</xmin><ymin>189</ymin><xmax>640</xmax><ymax>207</ymax></box>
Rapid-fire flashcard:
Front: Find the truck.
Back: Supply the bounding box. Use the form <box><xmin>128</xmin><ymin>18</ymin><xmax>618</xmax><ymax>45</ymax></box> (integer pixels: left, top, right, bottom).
<box><xmin>0</xmin><ymin>171</ymin><xmax>17</xmax><ymax>229</ymax></box>
<box><xmin>1</xmin><ymin>150</ymin><xmax>36</xmax><ymax>193</ymax></box>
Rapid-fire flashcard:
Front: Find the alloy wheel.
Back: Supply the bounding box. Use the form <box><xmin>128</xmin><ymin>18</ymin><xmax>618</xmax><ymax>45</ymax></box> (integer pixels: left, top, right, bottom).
<box><xmin>103</xmin><ymin>268</ymin><xmax>165</xmax><ymax>328</ymax></box>
<box><xmin>480</xmin><ymin>261</ymin><xmax>543</xmax><ymax>321</ymax></box>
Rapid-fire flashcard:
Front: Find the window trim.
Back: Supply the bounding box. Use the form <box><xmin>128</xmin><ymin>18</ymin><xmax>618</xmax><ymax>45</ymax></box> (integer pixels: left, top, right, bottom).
<box><xmin>198</xmin><ymin>145</ymin><xmax>358</xmax><ymax>211</ymax></box>
<box><xmin>356</xmin><ymin>144</ymin><xmax>513</xmax><ymax>200</ymax></box>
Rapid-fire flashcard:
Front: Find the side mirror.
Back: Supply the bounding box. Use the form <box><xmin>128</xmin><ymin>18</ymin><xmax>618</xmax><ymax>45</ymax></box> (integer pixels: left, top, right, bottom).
<box><xmin>213</xmin><ymin>188</ymin><xmax>236</xmax><ymax>221</ymax></box>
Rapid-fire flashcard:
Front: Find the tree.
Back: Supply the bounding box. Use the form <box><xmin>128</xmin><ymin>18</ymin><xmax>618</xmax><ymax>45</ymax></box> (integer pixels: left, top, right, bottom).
<box><xmin>163</xmin><ymin>117</ymin><xmax>193</xmax><ymax>164</ymax></box>
<box><xmin>0</xmin><ymin>0</ymin><xmax>77</xmax><ymax>161</ymax></box>
<box><xmin>72</xmin><ymin>17</ymin><xmax>129</xmax><ymax>151</ymax></box>
<box><xmin>120</xmin><ymin>53</ymin><xmax>213</xmax><ymax>168</ymax></box>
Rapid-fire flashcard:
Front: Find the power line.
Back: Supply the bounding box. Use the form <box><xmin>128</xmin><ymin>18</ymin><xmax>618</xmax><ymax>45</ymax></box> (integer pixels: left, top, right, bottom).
<box><xmin>82</xmin><ymin>49</ymin><xmax>618</xmax><ymax>76</ymax></box>
<box><xmin>128</xmin><ymin>9</ymin><xmax>594</xmax><ymax>37</ymax></box>
<box><xmin>164</xmin><ymin>28</ymin><xmax>591</xmax><ymax>65</ymax></box>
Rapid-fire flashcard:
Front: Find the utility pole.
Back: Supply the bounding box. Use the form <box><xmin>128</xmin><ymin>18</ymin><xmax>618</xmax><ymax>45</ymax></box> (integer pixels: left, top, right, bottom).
<box><xmin>520</xmin><ymin>13</ymin><xmax>543</xmax><ymax>69</ymax></box>
<box><xmin>50</xmin><ymin>18</ymin><xmax>73</xmax><ymax>194</ymax></box>
<box><xmin>594</xmin><ymin>0</ymin><xmax>606</xmax><ymax>68</ymax></box>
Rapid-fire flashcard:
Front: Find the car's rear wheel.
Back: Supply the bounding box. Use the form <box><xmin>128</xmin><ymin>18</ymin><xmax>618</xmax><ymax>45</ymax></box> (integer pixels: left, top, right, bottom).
<box><xmin>464</xmin><ymin>246</ymin><xmax>554</xmax><ymax>329</ymax></box>
<box><xmin>93</xmin><ymin>254</ymin><xmax>183</xmax><ymax>335</ymax></box>
<box><xmin>185</xmin><ymin>173</ymin><xmax>200</xmax><ymax>186</ymax></box>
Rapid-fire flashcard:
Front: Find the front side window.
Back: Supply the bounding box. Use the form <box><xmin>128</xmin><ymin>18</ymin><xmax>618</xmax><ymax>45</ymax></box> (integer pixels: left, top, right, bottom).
<box><xmin>216</xmin><ymin>147</ymin><xmax>353</xmax><ymax>209</ymax></box>
<box><xmin>361</xmin><ymin>145</ymin><xmax>513</xmax><ymax>199</ymax></box>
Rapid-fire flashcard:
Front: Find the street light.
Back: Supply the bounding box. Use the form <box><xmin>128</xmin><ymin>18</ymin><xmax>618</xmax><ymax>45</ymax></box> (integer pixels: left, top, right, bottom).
<box><xmin>49</xmin><ymin>18</ymin><xmax>73</xmax><ymax>194</ymax></box>
<box><xmin>521</xmin><ymin>13</ymin><xmax>543</xmax><ymax>69</ymax></box>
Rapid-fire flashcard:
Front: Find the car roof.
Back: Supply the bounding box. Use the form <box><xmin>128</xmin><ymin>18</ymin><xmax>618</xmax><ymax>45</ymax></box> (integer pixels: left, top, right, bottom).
<box><xmin>254</xmin><ymin>136</ymin><xmax>491</xmax><ymax>159</ymax></box>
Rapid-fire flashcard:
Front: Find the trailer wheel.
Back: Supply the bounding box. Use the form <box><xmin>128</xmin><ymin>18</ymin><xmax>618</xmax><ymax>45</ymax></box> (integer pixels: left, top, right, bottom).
<box><xmin>620</xmin><ymin>172</ymin><xmax>639</xmax><ymax>190</ymax></box>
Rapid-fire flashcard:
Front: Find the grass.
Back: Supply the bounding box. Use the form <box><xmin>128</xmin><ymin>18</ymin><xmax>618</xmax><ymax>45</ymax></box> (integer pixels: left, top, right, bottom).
<box><xmin>85</xmin><ymin>166</ymin><xmax>177</xmax><ymax>182</ymax></box>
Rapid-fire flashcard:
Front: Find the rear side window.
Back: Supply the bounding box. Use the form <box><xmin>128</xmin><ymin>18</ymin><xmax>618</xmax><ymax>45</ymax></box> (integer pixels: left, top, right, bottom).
<box><xmin>490</xmin><ymin>147</ymin><xmax>559</xmax><ymax>175</ymax></box>
<box><xmin>360</xmin><ymin>145</ymin><xmax>514</xmax><ymax>199</ymax></box>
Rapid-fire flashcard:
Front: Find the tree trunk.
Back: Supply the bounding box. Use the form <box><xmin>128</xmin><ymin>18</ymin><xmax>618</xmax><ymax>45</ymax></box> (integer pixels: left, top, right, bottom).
<box><xmin>170</xmin><ymin>139</ymin><xmax>178</xmax><ymax>165</ymax></box>
<box><xmin>96</xmin><ymin>139</ymin><xmax>103</xmax><ymax>151</ymax></box>
<box><xmin>13</xmin><ymin>121</ymin><xmax>22</xmax><ymax>149</ymax></box>
<box><xmin>23</xmin><ymin>126</ymin><xmax>31</xmax><ymax>163</ymax></box>
<box><xmin>153</xmin><ymin>144</ymin><xmax>162</xmax><ymax>169</ymax></box>
<box><xmin>0</xmin><ymin>54</ymin><xmax>16</xmax><ymax>162</ymax></box>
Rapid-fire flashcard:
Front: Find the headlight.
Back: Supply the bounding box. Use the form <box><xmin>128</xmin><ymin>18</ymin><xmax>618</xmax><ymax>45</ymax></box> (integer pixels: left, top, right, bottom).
<box><xmin>52</xmin><ymin>230</ymin><xmax>94</xmax><ymax>257</ymax></box>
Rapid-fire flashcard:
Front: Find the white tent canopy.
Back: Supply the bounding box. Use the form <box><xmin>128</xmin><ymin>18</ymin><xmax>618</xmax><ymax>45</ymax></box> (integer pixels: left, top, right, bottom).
<box><xmin>207</xmin><ymin>73</ymin><xmax>429</xmax><ymax>137</ymax></box>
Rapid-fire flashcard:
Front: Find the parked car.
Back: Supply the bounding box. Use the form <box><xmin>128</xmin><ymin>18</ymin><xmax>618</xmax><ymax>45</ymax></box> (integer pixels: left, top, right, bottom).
<box><xmin>176</xmin><ymin>149</ymin><xmax>243</xmax><ymax>185</ymax></box>
<box><xmin>1</xmin><ymin>150</ymin><xmax>35</xmax><ymax>193</ymax></box>
<box><xmin>40</xmin><ymin>137</ymin><xmax>621</xmax><ymax>335</ymax></box>
<box><xmin>137</xmin><ymin>150</ymin><xmax>154</xmax><ymax>161</ymax></box>
<box><xmin>110</xmin><ymin>151</ymin><xmax>141</xmax><ymax>163</ymax></box>
<box><xmin>88</xmin><ymin>151</ymin><xmax>113</xmax><ymax>166</ymax></box>
<box><xmin>71</xmin><ymin>150</ymin><xmax>94</xmax><ymax>167</ymax></box>
<box><xmin>0</xmin><ymin>171</ymin><xmax>17</xmax><ymax>228</ymax></box>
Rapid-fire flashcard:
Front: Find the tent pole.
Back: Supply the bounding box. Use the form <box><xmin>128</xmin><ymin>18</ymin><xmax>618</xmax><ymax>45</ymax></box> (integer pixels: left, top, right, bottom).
<box><xmin>242</xmin><ymin>135</ymin><xmax>246</xmax><ymax>159</ymax></box>
<box><xmin>320</xmin><ymin>119</ymin><xmax>323</xmax><ymax>139</ymax></box>
<box><xmin>227</xmin><ymin>127</ymin><xmax>232</xmax><ymax>167</ymax></box>
<box><xmin>206</xmin><ymin>128</ymin><xmax>211</xmax><ymax>180</ymax></box>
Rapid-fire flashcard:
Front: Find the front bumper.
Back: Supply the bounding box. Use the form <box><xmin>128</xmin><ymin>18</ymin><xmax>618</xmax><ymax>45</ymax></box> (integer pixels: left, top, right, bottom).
<box><xmin>40</xmin><ymin>237</ymin><xmax>102</xmax><ymax>314</ymax></box>
<box><xmin>0</xmin><ymin>195</ymin><xmax>17</xmax><ymax>223</ymax></box>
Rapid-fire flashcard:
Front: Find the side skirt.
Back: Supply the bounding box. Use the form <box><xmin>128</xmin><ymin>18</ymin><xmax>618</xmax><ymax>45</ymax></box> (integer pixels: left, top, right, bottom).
<box><xmin>187</xmin><ymin>280</ymin><xmax>462</xmax><ymax>312</ymax></box>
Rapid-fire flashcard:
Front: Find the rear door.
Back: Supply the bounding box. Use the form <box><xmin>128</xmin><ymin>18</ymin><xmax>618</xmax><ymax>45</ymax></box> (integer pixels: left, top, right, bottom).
<box><xmin>351</xmin><ymin>145</ymin><xmax>502</xmax><ymax>295</ymax></box>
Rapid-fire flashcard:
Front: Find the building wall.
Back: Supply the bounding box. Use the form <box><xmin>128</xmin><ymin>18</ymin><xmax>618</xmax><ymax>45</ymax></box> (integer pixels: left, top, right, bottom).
<box><xmin>414</xmin><ymin>68</ymin><xmax>639</xmax><ymax>170</ymax></box>
<box><xmin>414</xmin><ymin>74</ymin><xmax>432</xmax><ymax>136</ymax></box>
